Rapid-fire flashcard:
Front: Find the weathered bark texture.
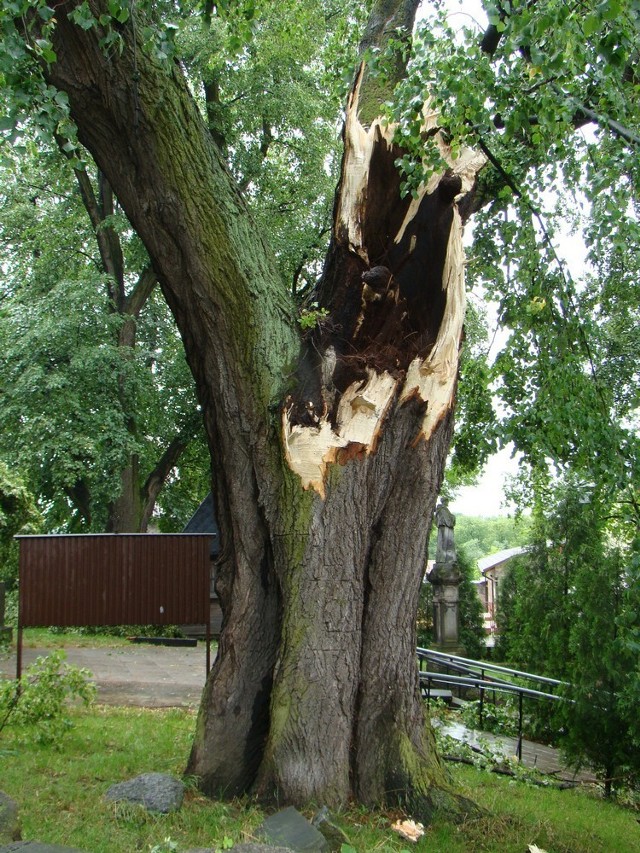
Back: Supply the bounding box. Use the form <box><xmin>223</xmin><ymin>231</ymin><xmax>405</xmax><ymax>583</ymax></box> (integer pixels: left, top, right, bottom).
<box><xmin>253</xmin><ymin>67</ymin><xmax>484</xmax><ymax>812</ymax></box>
<box><xmin>40</xmin><ymin>0</ymin><xmax>484</xmax><ymax>819</ymax></box>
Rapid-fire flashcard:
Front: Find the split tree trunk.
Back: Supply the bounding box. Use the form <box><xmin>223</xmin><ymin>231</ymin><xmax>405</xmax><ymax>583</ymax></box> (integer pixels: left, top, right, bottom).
<box><xmin>41</xmin><ymin>0</ymin><xmax>484</xmax><ymax>818</ymax></box>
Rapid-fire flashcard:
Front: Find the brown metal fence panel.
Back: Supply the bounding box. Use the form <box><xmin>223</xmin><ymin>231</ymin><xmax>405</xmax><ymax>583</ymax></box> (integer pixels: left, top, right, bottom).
<box><xmin>18</xmin><ymin>534</ymin><xmax>212</xmax><ymax>628</ymax></box>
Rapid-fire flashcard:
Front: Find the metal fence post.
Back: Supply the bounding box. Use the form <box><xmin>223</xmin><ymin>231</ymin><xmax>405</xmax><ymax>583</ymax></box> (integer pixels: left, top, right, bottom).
<box><xmin>517</xmin><ymin>692</ymin><xmax>524</xmax><ymax>760</ymax></box>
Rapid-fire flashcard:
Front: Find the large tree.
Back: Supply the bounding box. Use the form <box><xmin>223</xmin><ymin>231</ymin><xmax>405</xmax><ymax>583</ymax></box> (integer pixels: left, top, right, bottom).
<box><xmin>0</xmin><ymin>142</ymin><xmax>206</xmax><ymax>532</ymax></box>
<box><xmin>1</xmin><ymin>0</ymin><xmax>638</xmax><ymax>817</ymax></box>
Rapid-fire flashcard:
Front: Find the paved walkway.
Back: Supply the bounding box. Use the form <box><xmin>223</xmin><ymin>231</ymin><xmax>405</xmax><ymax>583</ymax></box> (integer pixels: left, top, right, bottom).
<box><xmin>437</xmin><ymin>721</ymin><xmax>598</xmax><ymax>784</ymax></box>
<box><xmin>0</xmin><ymin>644</ymin><xmax>209</xmax><ymax>708</ymax></box>
<box><xmin>0</xmin><ymin>644</ymin><xmax>598</xmax><ymax>784</ymax></box>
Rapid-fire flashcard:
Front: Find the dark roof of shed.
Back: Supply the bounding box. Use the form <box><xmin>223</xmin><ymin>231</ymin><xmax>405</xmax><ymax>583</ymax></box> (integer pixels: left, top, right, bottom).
<box><xmin>183</xmin><ymin>493</ymin><xmax>220</xmax><ymax>555</ymax></box>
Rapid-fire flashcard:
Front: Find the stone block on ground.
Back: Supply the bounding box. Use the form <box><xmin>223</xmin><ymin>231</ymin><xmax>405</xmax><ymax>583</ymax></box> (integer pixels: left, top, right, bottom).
<box><xmin>257</xmin><ymin>807</ymin><xmax>329</xmax><ymax>852</ymax></box>
<box><xmin>104</xmin><ymin>772</ymin><xmax>185</xmax><ymax>813</ymax></box>
<box><xmin>0</xmin><ymin>792</ymin><xmax>20</xmax><ymax>843</ymax></box>
<box><xmin>311</xmin><ymin>807</ymin><xmax>351</xmax><ymax>852</ymax></box>
<box><xmin>231</xmin><ymin>845</ymin><xmax>297</xmax><ymax>852</ymax></box>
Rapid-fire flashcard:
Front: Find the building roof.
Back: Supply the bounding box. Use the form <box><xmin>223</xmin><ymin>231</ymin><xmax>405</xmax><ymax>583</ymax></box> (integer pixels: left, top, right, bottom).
<box><xmin>183</xmin><ymin>493</ymin><xmax>220</xmax><ymax>556</ymax></box>
<box><xmin>477</xmin><ymin>546</ymin><xmax>527</xmax><ymax>574</ymax></box>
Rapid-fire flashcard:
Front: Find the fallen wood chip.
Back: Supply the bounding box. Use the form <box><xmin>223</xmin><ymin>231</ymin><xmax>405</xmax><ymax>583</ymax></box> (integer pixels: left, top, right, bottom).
<box><xmin>391</xmin><ymin>818</ymin><xmax>425</xmax><ymax>843</ymax></box>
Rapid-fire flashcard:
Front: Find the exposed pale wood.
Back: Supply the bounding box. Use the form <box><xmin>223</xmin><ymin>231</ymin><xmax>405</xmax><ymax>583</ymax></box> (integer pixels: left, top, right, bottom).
<box><xmin>335</xmin><ymin>64</ymin><xmax>397</xmax><ymax>261</ymax></box>
<box><xmin>283</xmin><ymin>369</ymin><xmax>398</xmax><ymax>497</ymax></box>
<box><xmin>283</xmin><ymin>72</ymin><xmax>484</xmax><ymax>492</ymax></box>
<box><xmin>399</xmin><ymin>206</ymin><xmax>466</xmax><ymax>441</ymax></box>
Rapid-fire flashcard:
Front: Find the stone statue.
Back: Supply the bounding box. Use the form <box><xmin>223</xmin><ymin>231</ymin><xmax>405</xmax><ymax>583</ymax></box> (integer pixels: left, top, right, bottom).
<box><xmin>434</xmin><ymin>498</ymin><xmax>456</xmax><ymax>566</ymax></box>
<box><xmin>430</xmin><ymin>498</ymin><xmax>462</xmax><ymax>651</ymax></box>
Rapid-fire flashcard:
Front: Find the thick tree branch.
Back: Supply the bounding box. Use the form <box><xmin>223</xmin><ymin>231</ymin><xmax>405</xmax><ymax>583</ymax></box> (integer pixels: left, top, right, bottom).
<box><xmin>359</xmin><ymin>0</ymin><xmax>421</xmax><ymax>55</ymax></box>
<box><xmin>571</xmin><ymin>104</ymin><xmax>640</xmax><ymax>147</ymax></box>
<box><xmin>139</xmin><ymin>409</ymin><xmax>203</xmax><ymax>531</ymax></box>
<box><xmin>291</xmin><ymin>224</ymin><xmax>331</xmax><ymax>298</ymax></box>
<box><xmin>479</xmin><ymin>0</ymin><xmax>537</xmax><ymax>58</ymax></box>
<box><xmin>64</xmin><ymin>479</ymin><xmax>92</xmax><ymax>526</ymax></box>
<box><xmin>97</xmin><ymin>172</ymin><xmax>126</xmax><ymax>306</ymax></box>
<box><xmin>238</xmin><ymin>117</ymin><xmax>274</xmax><ymax>192</ymax></box>
<box><xmin>204</xmin><ymin>77</ymin><xmax>228</xmax><ymax>151</ymax></box>
<box><xmin>123</xmin><ymin>264</ymin><xmax>157</xmax><ymax>319</ymax></box>
<box><xmin>56</xmin><ymin>137</ymin><xmax>126</xmax><ymax>307</ymax></box>
<box><xmin>356</xmin><ymin>0</ymin><xmax>421</xmax><ymax>124</ymax></box>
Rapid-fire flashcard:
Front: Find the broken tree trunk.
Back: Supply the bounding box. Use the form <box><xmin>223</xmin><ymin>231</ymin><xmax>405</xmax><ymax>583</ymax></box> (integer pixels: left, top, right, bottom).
<box><xmin>241</xmin><ymin>66</ymin><xmax>485</xmax><ymax>811</ymax></box>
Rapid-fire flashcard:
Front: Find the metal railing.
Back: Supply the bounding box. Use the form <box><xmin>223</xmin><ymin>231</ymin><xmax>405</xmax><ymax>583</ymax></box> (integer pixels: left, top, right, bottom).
<box><xmin>417</xmin><ymin>647</ymin><xmax>568</xmax><ymax>760</ymax></box>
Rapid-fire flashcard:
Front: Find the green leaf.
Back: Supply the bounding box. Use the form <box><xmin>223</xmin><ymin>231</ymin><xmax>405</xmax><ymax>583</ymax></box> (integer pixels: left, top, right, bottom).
<box><xmin>37</xmin><ymin>5</ymin><xmax>56</xmax><ymax>21</ymax></box>
<box><xmin>583</xmin><ymin>14</ymin><xmax>600</xmax><ymax>36</ymax></box>
<box><xmin>69</xmin><ymin>1</ymin><xmax>97</xmax><ymax>31</ymax></box>
<box><xmin>602</xmin><ymin>0</ymin><xmax>622</xmax><ymax>20</ymax></box>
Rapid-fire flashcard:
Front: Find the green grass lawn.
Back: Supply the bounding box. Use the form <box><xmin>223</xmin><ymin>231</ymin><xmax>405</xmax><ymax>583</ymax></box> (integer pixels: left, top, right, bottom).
<box><xmin>17</xmin><ymin>628</ymin><xmax>137</xmax><ymax>648</ymax></box>
<box><xmin>1</xmin><ymin>706</ymin><xmax>638</xmax><ymax>852</ymax></box>
<box><xmin>15</xmin><ymin>628</ymin><xmax>207</xmax><ymax>649</ymax></box>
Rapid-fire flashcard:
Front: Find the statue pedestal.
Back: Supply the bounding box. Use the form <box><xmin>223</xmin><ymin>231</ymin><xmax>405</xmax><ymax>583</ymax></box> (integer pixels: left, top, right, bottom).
<box><xmin>429</xmin><ymin>562</ymin><xmax>462</xmax><ymax>652</ymax></box>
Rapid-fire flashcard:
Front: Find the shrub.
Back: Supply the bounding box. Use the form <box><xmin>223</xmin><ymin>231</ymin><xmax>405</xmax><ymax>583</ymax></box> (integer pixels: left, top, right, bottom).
<box><xmin>0</xmin><ymin>650</ymin><xmax>96</xmax><ymax>746</ymax></box>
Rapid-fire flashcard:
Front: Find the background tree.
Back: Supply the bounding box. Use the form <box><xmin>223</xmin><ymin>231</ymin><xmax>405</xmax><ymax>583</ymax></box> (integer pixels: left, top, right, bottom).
<box><xmin>0</xmin><ymin>140</ymin><xmax>206</xmax><ymax>532</ymax></box>
<box><xmin>0</xmin><ymin>462</ymin><xmax>40</xmax><ymax>593</ymax></box>
<box><xmin>0</xmin><ymin>0</ymin><xmax>370</xmax><ymax>534</ymax></box>
<box><xmin>447</xmin><ymin>513</ymin><xmax>531</xmax><ymax>566</ymax></box>
<box><xmin>496</xmin><ymin>480</ymin><xmax>640</xmax><ymax>795</ymax></box>
<box><xmin>178</xmin><ymin>0</ymin><xmax>368</xmax><ymax>295</ymax></box>
<box><xmin>0</xmin><ymin>0</ymin><xmax>637</xmax><ymax>819</ymax></box>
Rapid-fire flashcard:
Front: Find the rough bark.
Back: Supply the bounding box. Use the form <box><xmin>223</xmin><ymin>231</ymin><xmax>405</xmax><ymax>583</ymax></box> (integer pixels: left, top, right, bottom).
<box><xmin>106</xmin><ymin>455</ymin><xmax>143</xmax><ymax>533</ymax></box>
<box><xmin>39</xmin><ymin>0</ymin><xmax>484</xmax><ymax>818</ymax></box>
<box><xmin>251</xmin><ymin>64</ymin><xmax>483</xmax><ymax>812</ymax></box>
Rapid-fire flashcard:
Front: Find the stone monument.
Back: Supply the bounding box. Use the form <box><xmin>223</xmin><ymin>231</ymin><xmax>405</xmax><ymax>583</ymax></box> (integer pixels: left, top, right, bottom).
<box><xmin>429</xmin><ymin>499</ymin><xmax>463</xmax><ymax>652</ymax></box>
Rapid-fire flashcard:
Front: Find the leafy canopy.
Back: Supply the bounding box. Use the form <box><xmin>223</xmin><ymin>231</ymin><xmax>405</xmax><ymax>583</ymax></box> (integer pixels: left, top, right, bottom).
<box><xmin>390</xmin><ymin>0</ymin><xmax>639</xmax><ymax>518</ymax></box>
<box><xmin>0</xmin><ymin>0</ymin><xmax>638</xmax><ymax>526</ymax></box>
<box><xmin>0</xmin><ymin>137</ymin><xmax>205</xmax><ymax>531</ymax></box>
<box><xmin>0</xmin><ymin>0</ymin><xmax>368</xmax><ymax>533</ymax></box>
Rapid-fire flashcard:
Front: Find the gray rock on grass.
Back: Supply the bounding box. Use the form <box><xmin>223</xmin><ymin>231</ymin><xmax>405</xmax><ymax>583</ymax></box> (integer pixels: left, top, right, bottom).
<box><xmin>312</xmin><ymin>808</ymin><xmax>351</xmax><ymax>851</ymax></box>
<box><xmin>257</xmin><ymin>807</ymin><xmax>329</xmax><ymax>852</ymax></box>
<box><xmin>186</xmin><ymin>846</ymin><xmax>294</xmax><ymax>852</ymax></box>
<box><xmin>231</xmin><ymin>845</ymin><xmax>297</xmax><ymax>852</ymax></box>
<box><xmin>104</xmin><ymin>772</ymin><xmax>185</xmax><ymax>813</ymax></box>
